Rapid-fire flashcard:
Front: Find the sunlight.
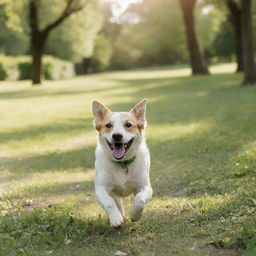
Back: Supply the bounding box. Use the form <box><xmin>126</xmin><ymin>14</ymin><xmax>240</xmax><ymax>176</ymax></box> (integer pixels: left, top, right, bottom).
<box><xmin>148</xmin><ymin>121</ymin><xmax>211</xmax><ymax>141</ymax></box>
<box><xmin>102</xmin><ymin>0</ymin><xmax>142</xmax><ymax>18</ymax></box>
<box><xmin>116</xmin><ymin>0</ymin><xmax>142</xmax><ymax>10</ymax></box>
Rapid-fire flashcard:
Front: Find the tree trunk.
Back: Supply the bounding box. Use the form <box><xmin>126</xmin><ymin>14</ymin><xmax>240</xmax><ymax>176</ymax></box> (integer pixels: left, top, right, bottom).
<box><xmin>226</xmin><ymin>0</ymin><xmax>243</xmax><ymax>72</ymax></box>
<box><xmin>31</xmin><ymin>32</ymin><xmax>47</xmax><ymax>85</ymax></box>
<box><xmin>235</xmin><ymin>19</ymin><xmax>243</xmax><ymax>72</ymax></box>
<box><xmin>180</xmin><ymin>0</ymin><xmax>209</xmax><ymax>75</ymax></box>
<box><xmin>241</xmin><ymin>0</ymin><xmax>256</xmax><ymax>85</ymax></box>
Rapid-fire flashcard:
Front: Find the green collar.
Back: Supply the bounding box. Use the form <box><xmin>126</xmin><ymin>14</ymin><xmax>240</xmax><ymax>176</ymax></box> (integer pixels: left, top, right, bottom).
<box><xmin>113</xmin><ymin>156</ymin><xmax>136</xmax><ymax>170</ymax></box>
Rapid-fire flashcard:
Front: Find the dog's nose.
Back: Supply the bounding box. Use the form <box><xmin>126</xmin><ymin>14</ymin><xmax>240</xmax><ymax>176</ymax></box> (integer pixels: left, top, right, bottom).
<box><xmin>112</xmin><ymin>133</ymin><xmax>123</xmax><ymax>141</ymax></box>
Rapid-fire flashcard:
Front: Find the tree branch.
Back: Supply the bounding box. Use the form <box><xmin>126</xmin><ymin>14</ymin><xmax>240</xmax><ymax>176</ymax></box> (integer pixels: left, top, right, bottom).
<box><xmin>226</xmin><ymin>0</ymin><xmax>240</xmax><ymax>16</ymax></box>
<box><xmin>42</xmin><ymin>0</ymin><xmax>85</xmax><ymax>35</ymax></box>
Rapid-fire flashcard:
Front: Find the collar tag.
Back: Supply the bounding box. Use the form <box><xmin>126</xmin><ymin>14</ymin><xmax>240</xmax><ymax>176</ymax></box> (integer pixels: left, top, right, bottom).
<box><xmin>113</xmin><ymin>156</ymin><xmax>136</xmax><ymax>173</ymax></box>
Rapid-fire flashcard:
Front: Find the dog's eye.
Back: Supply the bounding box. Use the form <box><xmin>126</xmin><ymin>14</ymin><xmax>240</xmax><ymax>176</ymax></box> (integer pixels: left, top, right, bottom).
<box><xmin>105</xmin><ymin>123</ymin><xmax>112</xmax><ymax>129</ymax></box>
<box><xmin>125</xmin><ymin>123</ymin><xmax>132</xmax><ymax>128</ymax></box>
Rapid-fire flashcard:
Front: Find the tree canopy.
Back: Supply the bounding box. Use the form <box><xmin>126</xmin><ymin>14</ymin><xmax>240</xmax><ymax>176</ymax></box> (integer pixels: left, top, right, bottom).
<box><xmin>0</xmin><ymin>0</ymin><xmax>102</xmax><ymax>62</ymax></box>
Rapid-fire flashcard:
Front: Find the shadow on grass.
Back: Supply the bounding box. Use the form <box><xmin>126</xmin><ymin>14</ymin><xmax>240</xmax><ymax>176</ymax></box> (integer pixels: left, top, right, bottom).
<box><xmin>1</xmin><ymin>144</ymin><xmax>95</xmax><ymax>183</ymax></box>
<box><xmin>9</xmin><ymin>180</ymin><xmax>94</xmax><ymax>200</ymax></box>
<box><xmin>0</xmin><ymin>118</ymin><xmax>92</xmax><ymax>144</ymax></box>
<box><xmin>0</xmin><ymin>85</ymin><xmax>118</xmax><ymax>100</ymax></box>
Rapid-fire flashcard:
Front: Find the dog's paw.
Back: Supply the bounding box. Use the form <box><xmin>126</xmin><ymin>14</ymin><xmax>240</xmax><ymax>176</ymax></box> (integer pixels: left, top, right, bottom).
<box><xmin>130</xmin><ymin>206</ymin><xmax>143</xmax><ymax>221</ymax></box>
<box><xmin>131</xmin><ymin>212</ymin><xmax>142</xmax><ymax>222</ymax></box>
<box><xmin>109</xmin><ymin>211</ymin><xmax>124</xmax><ymax>227</ymax></box>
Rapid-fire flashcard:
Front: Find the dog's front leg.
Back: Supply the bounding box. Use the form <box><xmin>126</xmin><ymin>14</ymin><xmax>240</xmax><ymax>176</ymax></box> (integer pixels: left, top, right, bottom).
<box><xmin>96</xmin><ymin>186</ymin><xmax>123</xmax><ymax>227</ymax></box>
<box><xmin>131</xmin><ymin>185</ymin><xmax>153</xmax><ymax>222</ymax></box>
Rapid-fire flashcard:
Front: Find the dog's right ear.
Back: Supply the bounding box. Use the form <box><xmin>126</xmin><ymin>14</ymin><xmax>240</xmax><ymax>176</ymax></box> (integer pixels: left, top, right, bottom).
<box><xmin>92</xmin><ymin>100</ymin><xmax>110</xmax><ymax>131</ymax></box>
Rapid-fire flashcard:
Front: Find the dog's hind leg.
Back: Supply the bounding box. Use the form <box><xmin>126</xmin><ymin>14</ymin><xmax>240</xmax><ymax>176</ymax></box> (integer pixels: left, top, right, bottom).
<box><xmin>114</xmin><ymin>197</ymin><xmax>125</xmax><ymax>217</ymax></box>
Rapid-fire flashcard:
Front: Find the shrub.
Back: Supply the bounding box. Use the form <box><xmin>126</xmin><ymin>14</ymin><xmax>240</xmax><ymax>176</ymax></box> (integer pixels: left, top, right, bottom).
<box><xmin>0</xmin><ymin>55</ymin><xmax>20</xmax><ymax>81</ymax></box>
<box><xmin>43</xmin><ymin>56</ymin><xmax>75</xmax><ymax>80</ymax></box>
<box><xmin>17</xmin><ymin>56</ymin><xmax>32</xmax><ymax>80</ymax></box>
<box><xmin>0</xmin><ymin>55</ymin><xmax>75</xmax><ymax>81</ymax></box>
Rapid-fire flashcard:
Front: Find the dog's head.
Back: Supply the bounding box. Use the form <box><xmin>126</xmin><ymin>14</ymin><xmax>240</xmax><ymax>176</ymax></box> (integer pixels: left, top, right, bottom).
<box><xmin>92</xmin><ymin>99</ymin><xmax>147</xmax><ymax>161</ymax></box>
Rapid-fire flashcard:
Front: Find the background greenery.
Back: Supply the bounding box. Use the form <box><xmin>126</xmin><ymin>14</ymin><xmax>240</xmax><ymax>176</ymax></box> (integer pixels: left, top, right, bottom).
<box><xmin>1</xmin><ymin>0</ymin><xmax>255</xmax><ymax>75</ymax></box>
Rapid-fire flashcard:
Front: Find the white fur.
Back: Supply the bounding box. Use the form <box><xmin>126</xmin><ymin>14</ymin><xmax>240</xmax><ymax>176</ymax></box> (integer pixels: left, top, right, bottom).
<box><xmin>93</xmin><ymin>109</ymin><xmax>153</xmax><ymax>227</ymax></box>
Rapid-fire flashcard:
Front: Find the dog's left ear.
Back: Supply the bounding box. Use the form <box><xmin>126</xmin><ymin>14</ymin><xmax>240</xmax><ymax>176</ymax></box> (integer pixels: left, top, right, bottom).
<box><xmin>92</xmin><ymin>100</ymin><xmax>110</xmax><ymax>131</ymax></box>
<box><xmin>130</xmin><ymin>99</ymin><xmax>147</xmax><ymax>129</ymax></box>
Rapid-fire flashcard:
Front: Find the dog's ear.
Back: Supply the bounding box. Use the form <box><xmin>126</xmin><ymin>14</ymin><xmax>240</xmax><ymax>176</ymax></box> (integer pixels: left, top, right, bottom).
<box><xmin>130</xmin><ymin>99</ymin><xmax>147</xmax><ymax>129</ymax></box>
<box><xmin>92</xmin><ymin>100</ymin><xmax>110</xmax><ymax>131</ymax></box>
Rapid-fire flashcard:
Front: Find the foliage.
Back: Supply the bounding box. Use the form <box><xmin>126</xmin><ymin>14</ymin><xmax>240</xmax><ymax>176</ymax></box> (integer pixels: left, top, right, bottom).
<box><xmin>213</xmin><ymin>20</ymin><xmax>235</xmax><ymax>60</ymax></box>
<box><xmin>110</xmin><ymin>25</ymin><xmax>143</xmax><ymax>69</ymax></box>
<box><xmin>88</xmin><ymin>2</ymin><xmax>121</xmax><ymax>72</ymax></box>
<box><xmin>196</xmin><ymin>6</ymin><xmax>225</xmax><ymax>58</ymax></box>
<box><xmin>0</xmin><ymin>3</ymin><xmax>28</xmax><ymax>55</ymax></box>
<box><xmin>116</xmin><ymin>0</ymin><xmax>187</xmax><ymax>67</ymax></box>
<box><xmin>0</xmin><ymin>0</ymin><xmax>102</xmax><ymax>62</ymax></box>
<box><xmin>0</xmin><ymin>55</ymin><xmax>20</xmax><ymax>80</ymax></box>
<box><xmin>0</xmin><ymin>64</ymin><xmax>256</xmax><ymax>255</ymax></box>
<box><xmin>0</xmin><ymin>0</ymin><xmax>255</xmax><ymax>72</ymax></box>
<box><xmin>0</xmin><ymin>55</ymin><xmax>75</xmax><ymax>80</ymax></box>
<box><xmin>19</xmin><ymin>56</ymin><xmax>75</xmax><ymax>80</ymax></box>
<box><xmin>91</xmin><ymin>35</ymin><xmax>113</xmax><ymax>71</ymax></box>
<box><xmin>45</xmin><ymin>0</ymin><xmax>103</xmax><ymax>62</ymax></box>
<box><xmin>44</xmin><ymin>56</ymin><xmax>75</xmax><ymax>80</ymax></box>
<box><xmin>108</xmin><ymin>0</ymin><xmax>224</xmax><ymax>69</ymax></box>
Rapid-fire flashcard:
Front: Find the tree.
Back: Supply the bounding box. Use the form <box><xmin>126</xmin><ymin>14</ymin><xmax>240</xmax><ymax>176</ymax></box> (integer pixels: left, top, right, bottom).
<box><xmin>241</xmin><ymin>0</ymin><xmax>256</xmax><ymax>85</ymax></box>
<box><xmin>180</xmin><ymin>0</ymin><xmax>209</xmax><ymax>75</ymax></box>
<box><xmin>28</xmin><ymin>0</ymin><xmax>85</xmax><ymax>85</ymax></box>
<box><xmin>226</xmin><ymin>0</ymin><xmax>243</xmax><ymax>72</ymax></box>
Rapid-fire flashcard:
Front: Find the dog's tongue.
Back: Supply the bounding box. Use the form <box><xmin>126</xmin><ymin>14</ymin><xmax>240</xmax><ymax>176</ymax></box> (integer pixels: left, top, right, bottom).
<box><xmin>112</xmin><ymin>144</ymin><xmax>125</xmax><ymax>159</ymax></box>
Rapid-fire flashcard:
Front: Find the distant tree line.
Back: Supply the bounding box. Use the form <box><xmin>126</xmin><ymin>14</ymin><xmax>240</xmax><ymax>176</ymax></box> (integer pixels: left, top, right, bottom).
<box><xmin>0</xmin><ymin>0</ymin><xmax>255</xmax><ymax>86</ymax></box>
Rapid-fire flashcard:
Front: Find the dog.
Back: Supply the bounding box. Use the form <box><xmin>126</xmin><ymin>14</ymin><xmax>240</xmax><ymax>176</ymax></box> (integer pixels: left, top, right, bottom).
<box><xmin>92</xmin><ymin>99</ymin><xmax>153</xmax><ymax>227</ymax></box>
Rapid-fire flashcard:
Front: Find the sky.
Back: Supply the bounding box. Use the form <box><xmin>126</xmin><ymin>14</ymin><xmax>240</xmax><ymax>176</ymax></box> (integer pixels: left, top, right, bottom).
<box><xmin>102</xmin><ymin>0</ymin><xmax>143</xmax><ymax>18</ymax></box>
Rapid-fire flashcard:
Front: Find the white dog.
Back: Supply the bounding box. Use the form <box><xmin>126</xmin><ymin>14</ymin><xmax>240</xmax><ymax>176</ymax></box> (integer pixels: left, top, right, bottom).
<box><xmin>92</xmin><ymin>99</ymin><xmax>153</xmax><ymax>227</ymax></box>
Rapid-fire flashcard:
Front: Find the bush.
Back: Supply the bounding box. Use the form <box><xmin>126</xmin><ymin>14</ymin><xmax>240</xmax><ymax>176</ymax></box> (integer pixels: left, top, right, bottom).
<box><xmin>0</xmin><ymin>55</ymin><xmax>75</xmax><ymax>81</ymax></box>
<box><xmin>43</xmin><ymin>56</ymin><xmax>75</xmax><ymax>80</ymax></box>
<box><xmin>17</xmin><ymin>56</ymin><xmax>32</xmax><ymax>80</ymax></box>
<box><xmin>0</xmin><ymin>55</ymin><xmax>20</xmax><ymax>81</ymax></box>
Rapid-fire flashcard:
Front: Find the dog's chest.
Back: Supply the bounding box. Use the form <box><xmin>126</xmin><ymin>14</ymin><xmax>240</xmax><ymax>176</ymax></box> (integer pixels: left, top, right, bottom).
<box><xmin>110</xmin><ymin>168</ymin><xmax>137</xmax><ymax>197</ymax></box>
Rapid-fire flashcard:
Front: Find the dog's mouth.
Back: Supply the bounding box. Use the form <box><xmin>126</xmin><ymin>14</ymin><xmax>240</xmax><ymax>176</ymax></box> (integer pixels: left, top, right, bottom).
<box><xmin>106</xmin><ymin>138</ymin><xmax>134</xmax><ymax>160</ymax></box>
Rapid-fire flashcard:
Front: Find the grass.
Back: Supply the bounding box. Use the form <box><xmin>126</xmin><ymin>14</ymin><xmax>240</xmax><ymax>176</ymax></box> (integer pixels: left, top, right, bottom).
<box><xmin>0</xmin><ymin>63</ymin><xmax>256</xmax><ymax>256</ymax></box>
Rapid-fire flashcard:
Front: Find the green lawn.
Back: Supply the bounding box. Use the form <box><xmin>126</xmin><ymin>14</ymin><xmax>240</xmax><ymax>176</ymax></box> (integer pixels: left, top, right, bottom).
<box><xmin>0</xmin><ymin>63</ymin><xmax>256</xmax><ymax>256</ymax></box>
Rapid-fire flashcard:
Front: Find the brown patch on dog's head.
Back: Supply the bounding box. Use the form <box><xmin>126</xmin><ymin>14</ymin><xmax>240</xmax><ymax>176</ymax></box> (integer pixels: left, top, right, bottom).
<box><xmin>129</xmin><ymin>99</ymin><xmax>147</xmax><ymax>130</ymax></box>
<box><xmin>92</xmin><ymin>100</ymin><xmax>111</xmax><ymax>131</ymax></box>
<box><xmin>122</xmin><ymin>112</ymin><xmax>140</xmax><ymax>135</ymax></box>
